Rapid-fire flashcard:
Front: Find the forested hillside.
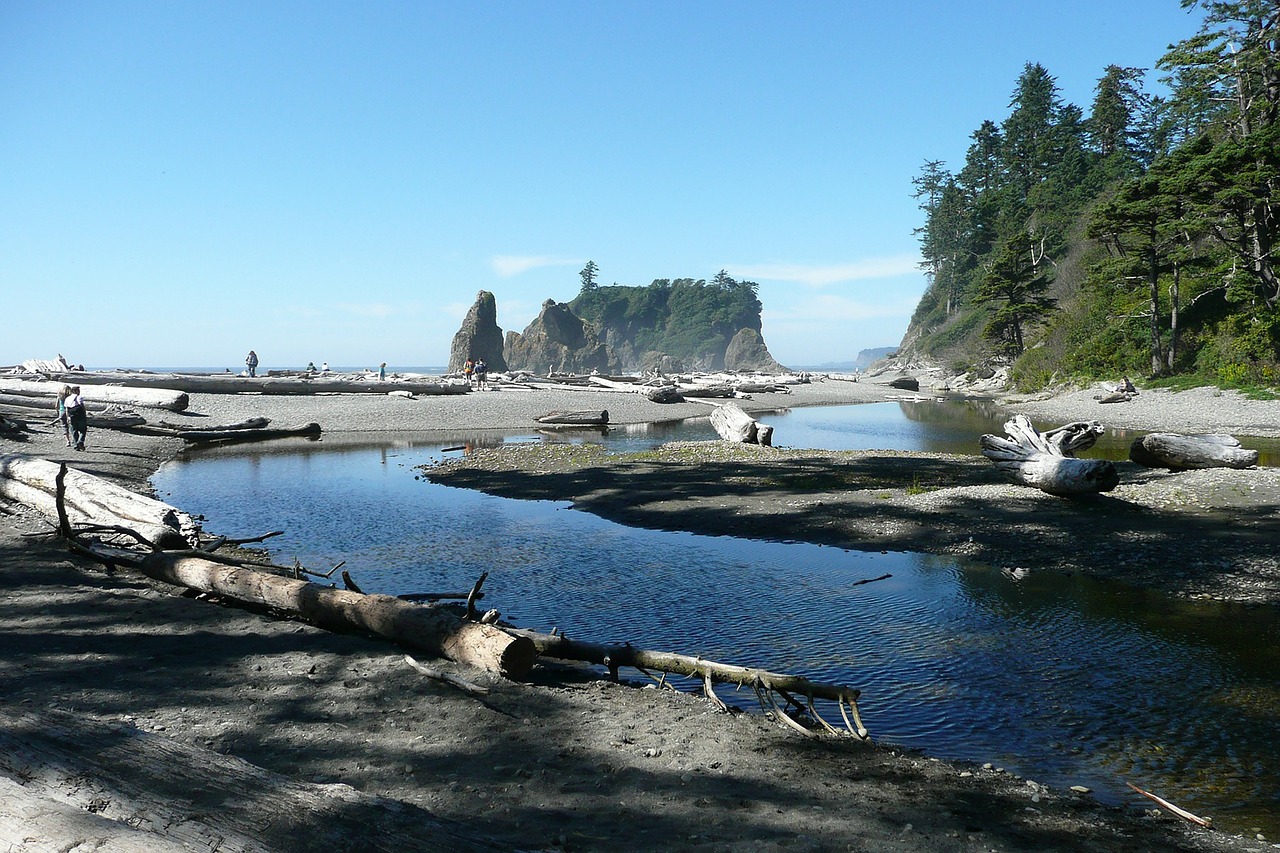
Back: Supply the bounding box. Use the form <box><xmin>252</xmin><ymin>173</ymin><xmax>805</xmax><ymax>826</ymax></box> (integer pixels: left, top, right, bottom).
<box><xmin>904</xmin><ymin>0</ymin><xmax>1278</xmax><ymax>392</ymax></box>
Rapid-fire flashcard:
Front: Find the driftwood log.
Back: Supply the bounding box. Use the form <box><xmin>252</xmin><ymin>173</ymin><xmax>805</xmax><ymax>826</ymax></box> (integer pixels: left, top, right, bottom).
<box><xmin>175</xmin><ymin>422</ymin><xmax>321</xmax><ymax>444</ymax></box>
<box><xmin>123</xmin><ymin>416</ymin><xmax>272</xmax><ymax>436</ymax></box>
<box><xmin>37</xmin><ymin>370</ymin><xmax>466</xmax><ymax>397</ymax></box>
<box><xmin>980</xmin><ymin>415</ymin><xmax>1118</xmax><ymax>495</ymax></box>
<box><xmin>709</xmin><ymin>402</ymin><xmax>774</xmax><ymax>446</ymax></box>
<box><xmin>647</xmin><ymin>385</ymin><xmax>685</xmax><ymax>404</ymax></box>
<box><xmin>1129</xmin><ymin>433</ymin><xmax>1259</xmax><ymax>470</ymax></box>
<box><xmin>137</xmin><ymin>553</ymin><xmax>535</xmax><ymax>678</ymax></box>
<box><xmin>510</xmin><ymin>628</ymin><xmax>866</xmax><ymax>738</ymax></box>
<box><xmin>0</xmin><ymin>377</ymin><xmax>189</xmax><ymax>411</ymax></box>
<box><xmin>0</xmin><ymin>392</ymin><xmax>115</xmax><ymax>413</ymax></box>
<box><xmin>0</xmin><ymin>456</ymin><xmax>198</xmax><ymax>547</ymax></box>
<box><xmin>0</xmin><ymin>708</ymin><xmax>501</xmax><ymax>852</ymax></box>
<box><xmin>536</xmin><ymin>410</ymin><xmax>609</xmax><ymax>426</ymax></box>
<box><xmin>680</xmin><ymin>383</ymin><xmax>736</xmax><ymax>398</ymax></box>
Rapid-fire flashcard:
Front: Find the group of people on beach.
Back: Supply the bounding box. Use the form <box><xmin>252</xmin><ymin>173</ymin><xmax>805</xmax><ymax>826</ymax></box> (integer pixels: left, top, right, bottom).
<box><xmin>462</xmin><ymin>357</ymin><xmax>488</xmax><ymax>389</ymax></box>
<box><xmin>53</xmin><ymin>385</ymin><xmax>88</xmax><ymax>451</ymax></box>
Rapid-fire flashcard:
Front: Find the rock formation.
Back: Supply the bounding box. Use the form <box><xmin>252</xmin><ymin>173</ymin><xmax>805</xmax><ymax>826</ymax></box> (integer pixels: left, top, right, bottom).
<box><xmin>449</xmin><ymin>291</ymin><xmax>507</xmax><ymax>373</ymax></box>
<box><xmin>504</xmin><ymin>300</ymin><xmax>616</xmax><ymax>375</ymax></box>
<box><xmin>724</xmin><ymin>328</ymin><xmax>786</xmax><ymax>372</ymax></box>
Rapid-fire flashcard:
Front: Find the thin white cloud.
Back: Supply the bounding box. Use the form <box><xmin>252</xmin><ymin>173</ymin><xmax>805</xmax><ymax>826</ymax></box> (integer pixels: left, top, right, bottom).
<box><xmin>490</xmin><ymin>255</ymin><xmax>583</xmax><ymax>277</ymax></box>
<box><xmin>730</xmin><ymin>255</ymin><xmax>921</xmax><ymax>287</ymax></box>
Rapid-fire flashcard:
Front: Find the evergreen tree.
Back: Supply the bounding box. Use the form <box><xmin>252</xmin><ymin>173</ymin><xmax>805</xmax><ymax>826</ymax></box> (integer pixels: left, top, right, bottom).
<box><xmin>974</xmin><ymin>233</ymin><xmax>1056</xmax><ymax>355</ymax></box>
<box><xmin>1088</xmin><ymin>65</ymin><xmax>1147</xmax><ymax>157</ymax></box>
<box><xmin>1002</xmin><ymin>63</ymin><xmax>1065</xmax><ymax>204</ymax></box>
<box><xmin>579</xmin><ymin>260</ymin><xmax>599</xmax><ymax>294</ymax></box>
<box><xmin>1160</xmin><ymin>0</ymin><xmax>1280</xmax><ymax>306</ymax></box>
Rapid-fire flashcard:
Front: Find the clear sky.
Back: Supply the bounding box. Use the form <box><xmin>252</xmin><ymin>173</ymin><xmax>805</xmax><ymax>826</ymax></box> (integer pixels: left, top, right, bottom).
<box><xmin>2</xmin><ymin>1</ymin><xmax>1205</xmax><ymax>370</ymax></box>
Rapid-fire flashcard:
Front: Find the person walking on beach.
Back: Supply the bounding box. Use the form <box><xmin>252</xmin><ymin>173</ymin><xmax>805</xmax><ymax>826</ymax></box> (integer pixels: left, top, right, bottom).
<box><xmin>246</xmin><ymin>350</ymin><xmax>259</xmax><ymax>378</ymax></box>
<box><xmin>53</xmin><ymin>385</ymin><xmax>73</xmax><ymax>447</ymax></box>
<box><xmin>64</xmin><ymin>385</ymin><xmax>88</xmax><ymax>451</ymax></box>
<box><xmin>473</xmin><ymin>358</ymin><xmax>488</xmax><ymax>390</ymax></box>
<box><xmin>379</xmin><ymin>362</ymin><xmax>387</xmax><ymax>381</ymax></box>
<box><xmin>463</xmin><ymin>358</ymin><xmax>474</xmax><ymax>386</ymax></box>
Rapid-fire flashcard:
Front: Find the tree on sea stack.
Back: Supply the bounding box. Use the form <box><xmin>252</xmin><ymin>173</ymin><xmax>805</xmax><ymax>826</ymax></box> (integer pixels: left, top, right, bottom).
<box><xmin>579</xmin><ymin>260</ymin><xmax>599</xmax><ymax>293</ymax></box>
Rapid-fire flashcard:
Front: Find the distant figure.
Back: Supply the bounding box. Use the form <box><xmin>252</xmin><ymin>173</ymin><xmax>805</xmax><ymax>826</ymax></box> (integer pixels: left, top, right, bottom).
<box><xmin>463</xmin><ymin>358</ymin><xmax>474</xmax><ymax>386</ymax></box>
<box><xmin>321</xmin><ymin>362</ymin><xmax>330</xmax><ymax>373</ymax></box>
<box><xmin>53</xmin><ymin>385</ymin><xmax>73</xmax><ymax>446</ymax></box>
<box><xmin>245</xmin><ymin>350</ymin><xmax>259</xmax><ymax>378</ymax></box>
<box><xmin>65</xmin><ymin>385</ymin><xmax>88</xmax><ymax>451</ymax></box>
<box><xmin>379</xmin><ymin>362</ymin><xmax>387</xmax><ymax>381</ymax></box>
<box><xmin>307</xmin><ymin>361</ymin><xmax>317</xmax><ymax>373</ymax></box>
<box><xmin>473</xmin><ymin>358</ymin><xmax>488</xmax><ymax>390</ymax></box>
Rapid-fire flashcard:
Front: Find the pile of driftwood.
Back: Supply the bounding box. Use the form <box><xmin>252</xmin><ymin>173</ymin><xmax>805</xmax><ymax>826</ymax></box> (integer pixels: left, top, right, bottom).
<box><xmin>519</xmin><ymin>371</ymin><xmax>804</xmax><ymax>404</ymax></box>
<box><xmin>9</xmin><ymin>366</ymin><xmax>466</xmax><ymax>397</ymax></box>
<box><xmin>1</xmin><ymin>377</ymin><xmax>189</xmax><ymax>412</ymax></box>
<box><xmin>2</xmin><ymin>456</ymin><xmax>868</xmax><ymax>738</ymax></box>
<box><xmin>981</xmin><ymin>414</ymin><xmax>1259</xmax><ymax>495</ymax></box>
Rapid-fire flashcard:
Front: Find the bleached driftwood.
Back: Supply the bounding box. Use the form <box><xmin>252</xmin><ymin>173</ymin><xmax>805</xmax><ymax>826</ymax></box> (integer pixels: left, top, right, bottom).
<box><xmin>979</xmin><ymin>415</ymin><xmax>1118</xmax><ymax>495</ymax></box>
<box><xmin>536</xmin><ymin>410</ymin><xmax>609</xmax><ymax>426</ymax></box>
<box><xmin>0</xmin><ymin>378</ymin><xmax>189</xmax><ymax>412</ymax></box>
<box><xmin>709</xmin><ymin>402</ymin><xmax>774</xmax><ymax>446</ymax></box>
<box><xmin>1129</xmin><ymin>433</ymin><xmax>1258</xmax><ymax>470</ymax></box>
<box><xmin>0</xmin><ymin>456</ymin><xmax>198</xmax><ymax>548</ymax></box>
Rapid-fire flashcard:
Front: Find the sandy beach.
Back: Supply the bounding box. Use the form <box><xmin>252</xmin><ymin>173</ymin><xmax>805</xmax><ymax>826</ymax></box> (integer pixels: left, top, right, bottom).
<box><xmin>1</xmin><ymin>375</ymin><xmax>1277</xmax><ymax>852</ymax></box>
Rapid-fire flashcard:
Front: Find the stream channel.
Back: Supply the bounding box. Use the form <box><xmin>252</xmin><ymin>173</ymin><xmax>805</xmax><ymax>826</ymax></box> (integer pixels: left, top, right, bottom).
<box><xmin>150</xmin><ymin>399</ymin><xmax>1280</xmax><ymax>835</ymax></box>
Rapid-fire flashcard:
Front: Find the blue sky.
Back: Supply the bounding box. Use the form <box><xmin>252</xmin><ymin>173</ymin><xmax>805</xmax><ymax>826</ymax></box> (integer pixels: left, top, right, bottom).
<box><xmin>2</xmin><ymin>1</ymin><xmax>1204</xmax><ymax>370</ymax></box>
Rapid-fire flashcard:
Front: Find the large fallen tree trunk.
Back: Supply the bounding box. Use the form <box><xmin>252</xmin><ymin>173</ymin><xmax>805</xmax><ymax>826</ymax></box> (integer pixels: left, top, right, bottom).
<box><xmin>0</xmin><ymin>392</ymin><xmax>116</xmax><ymax>413</ymax></box>
<box><xmin>509</xmin><ymin>627</ymin><xmax>865</xmax><ymax>737</ymax></box>
<box><xmin>37</xmin><ymin>370</ymin><xmax>466</xmax><ymax>396</ymax></box>
<box><xmin>0</xmin><ymin>378</ymin><xmax>189</xmax><ymax>411</ymax></box>
<box><xmin>113</xmin><ymin>416</ymin><xmax>271</xmax><ymax>437</ymax></box>
<box><xmin>138</xmin><ymin>552</ymin><xmax>536</xmax><ymax>678</ymax></box>
<box><xmin>176</xmin><ymin>422</ymin><xmax>321</xmax><ymax>444</ymax></box>
<box><xmin>1130</xmin><ymin>433</ymin><xmax>1259</xmax><ymax>470</ymax></box>
<box><xmin>709</xmin><ymin>402</ymin><xmax>774</xmax><ymax>446</ymax></box>
<box><xmin>0</xmin><ymin>456</ymin><xmax>198</xmax><ymax>548</ymax></box>
<box><xmin>0</xmin><ymin>708</ymin><xmax>501</xmax><ymax>852</ymax></box>
<box><xmin>979</xmin><ymin>415</ymin><xmax>1118</xmax><ymax>495</ymax></box>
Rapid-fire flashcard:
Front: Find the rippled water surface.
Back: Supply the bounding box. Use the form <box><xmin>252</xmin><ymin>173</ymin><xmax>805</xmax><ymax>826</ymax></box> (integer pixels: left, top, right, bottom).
<box><xmin>151</xmin><ymin>401</ymin><xmax>1280</xmax><ymax>833</ymax></box>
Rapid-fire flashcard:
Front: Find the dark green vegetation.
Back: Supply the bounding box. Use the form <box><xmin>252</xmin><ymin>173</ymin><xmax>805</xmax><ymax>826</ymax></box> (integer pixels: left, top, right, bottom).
<box><xmin>569</xmin><ymin>268</ymin><xmax>766</xmax><ymax>369</ymax></box>
<box><xmin>907</xmin><ymin>1</ymin><xmax>1279</xmax><ymax>393</ymax></box>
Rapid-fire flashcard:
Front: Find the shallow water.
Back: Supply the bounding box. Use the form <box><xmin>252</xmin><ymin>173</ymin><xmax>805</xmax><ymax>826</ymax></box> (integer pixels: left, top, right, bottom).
<box><xmin>150</xmin><ymin>401</ymin><xmax>1280</xmax><ymax>834</ymax></box>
